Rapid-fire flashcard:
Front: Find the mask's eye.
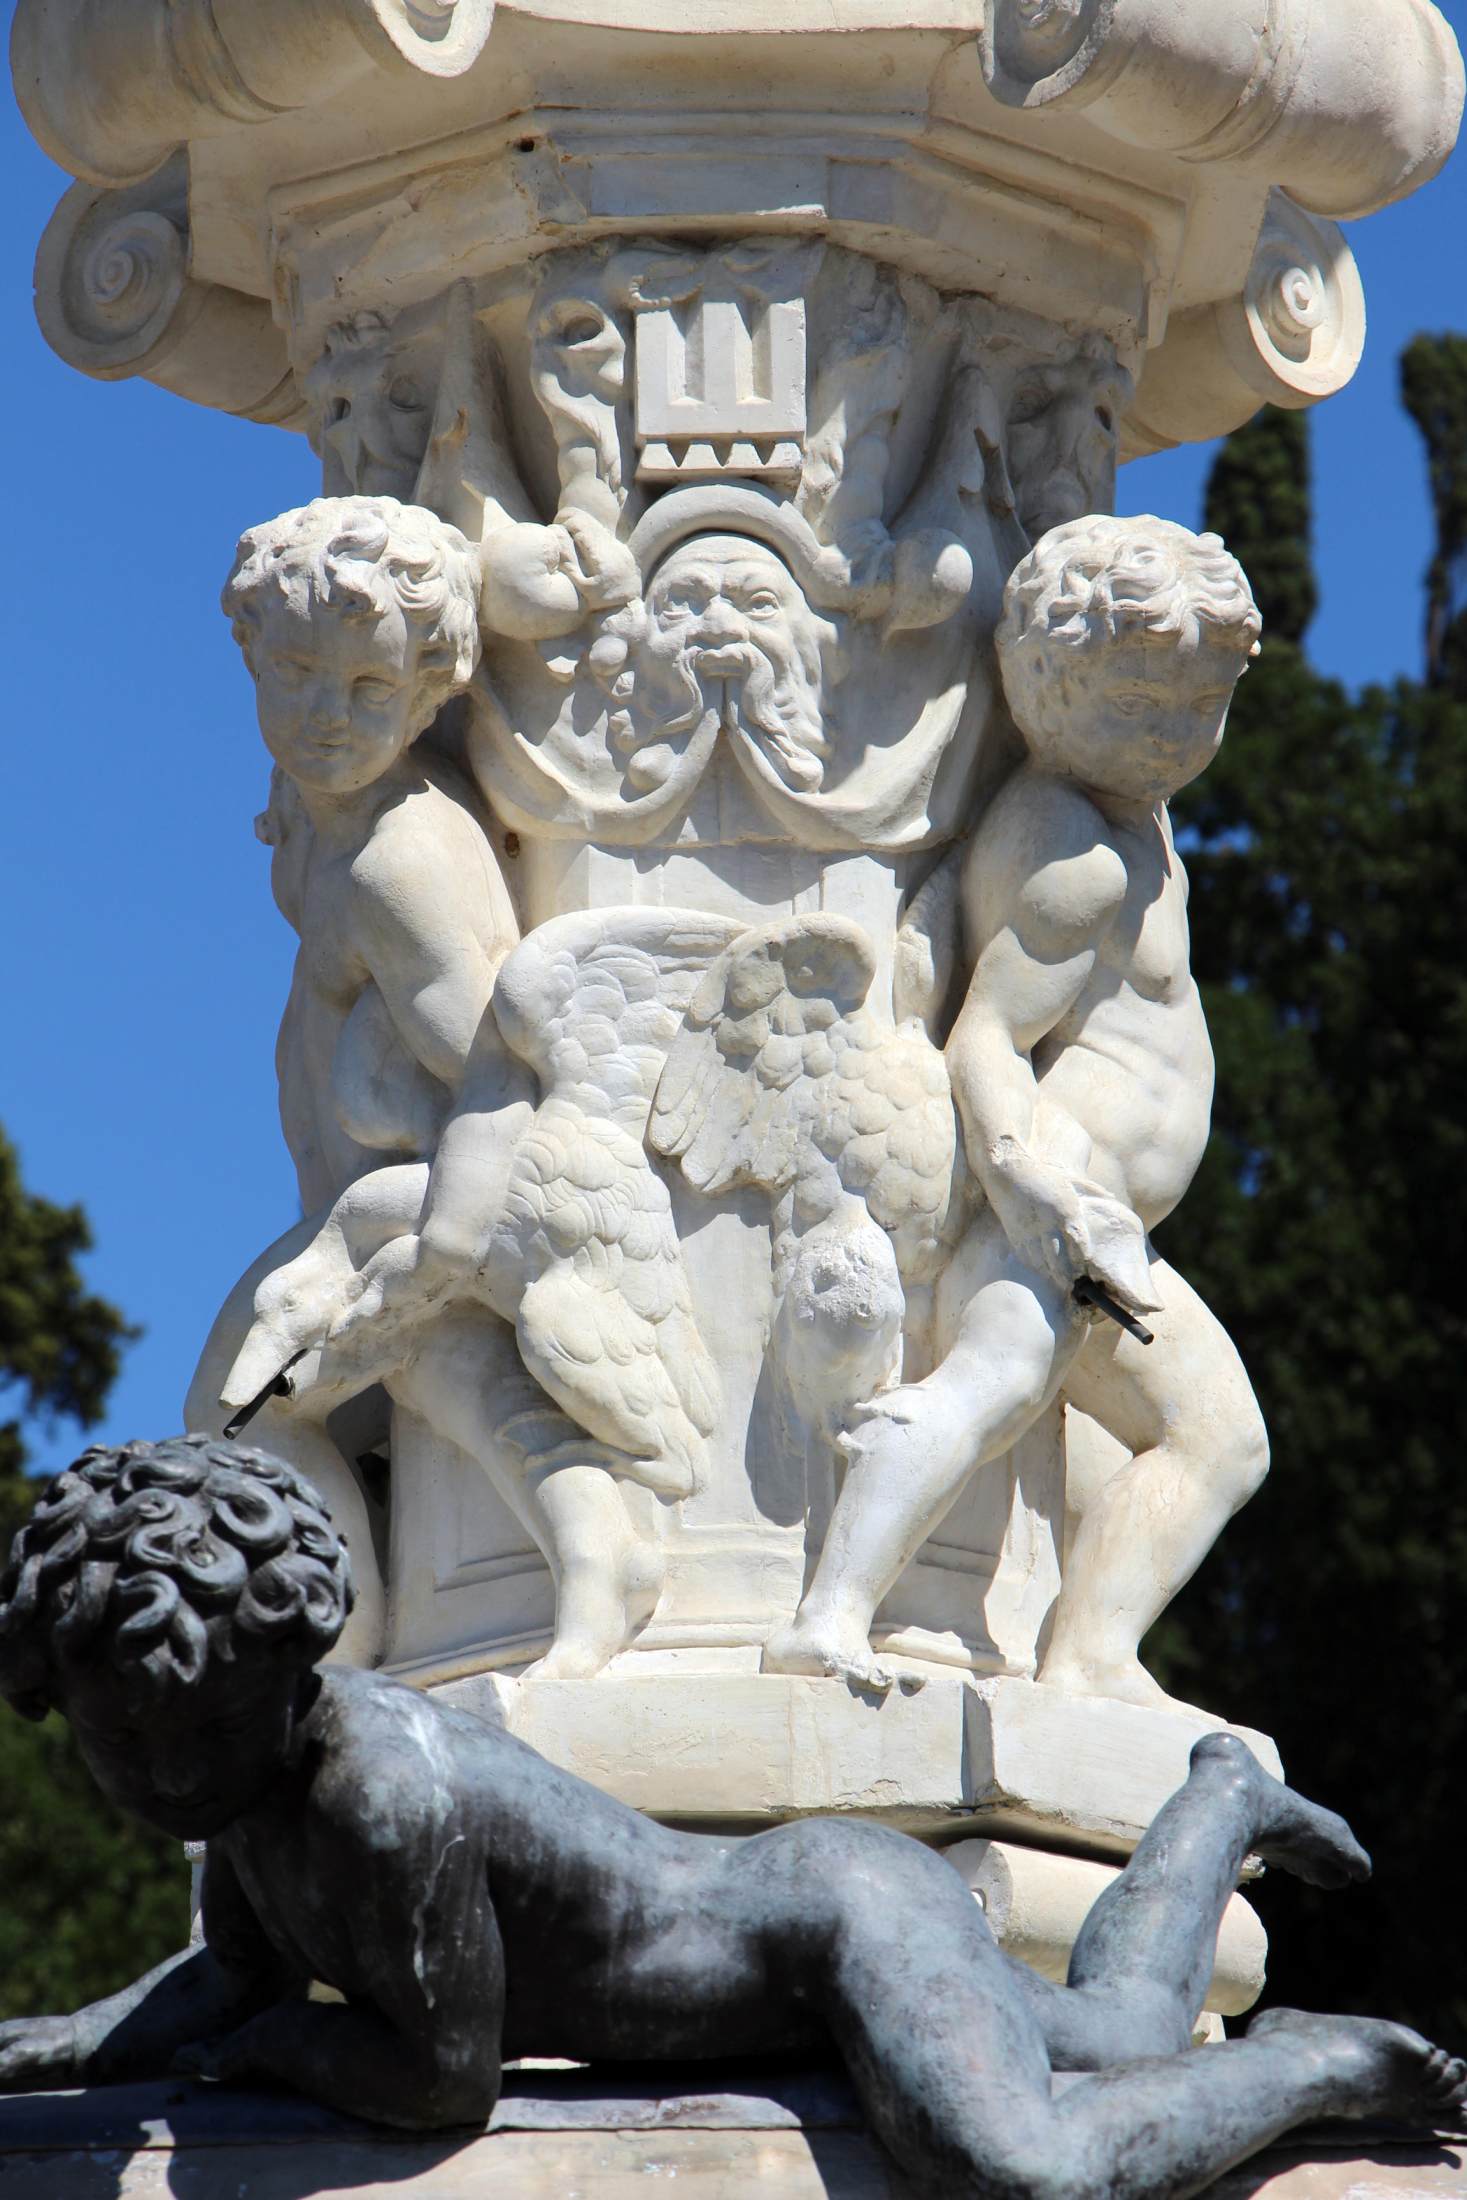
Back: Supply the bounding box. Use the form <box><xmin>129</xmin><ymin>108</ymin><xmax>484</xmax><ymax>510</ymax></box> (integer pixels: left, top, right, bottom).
<box><xmin>353</xmin><ymin>677</ymin><xmax>398</xmax><ymax>708</ymax></box>
<box><xmin>745</xmin><ymin>592</ymin><xmax>782</xmax><ymax>618</ymax></box>
<box><xmin>387</xmin><ymin>376</ymin><xmax>425</xmax><ymax>414</ymax></box>
<box><xmin>325</xmin><ymin>397</ymin><xmax>350</xmax><ymax>427</ymax></box>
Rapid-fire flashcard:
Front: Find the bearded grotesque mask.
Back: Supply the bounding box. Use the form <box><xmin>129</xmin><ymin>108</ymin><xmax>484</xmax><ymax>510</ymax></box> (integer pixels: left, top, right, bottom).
<box><xmin>622</xmin><ymin>535</ymin><xmax>838</xmax><ymax>794</ymax></box>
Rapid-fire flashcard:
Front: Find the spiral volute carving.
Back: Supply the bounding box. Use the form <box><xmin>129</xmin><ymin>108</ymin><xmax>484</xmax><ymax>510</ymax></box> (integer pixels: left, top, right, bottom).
<box><xmin>1239</xmin><ymin>193</ymin><xmax>1365</xmax><ymax>402</ymax></box>
<box><xmin>45</xmin><ymin>190</ymin><xmax>190</xmax><ymax>374</ymax></box>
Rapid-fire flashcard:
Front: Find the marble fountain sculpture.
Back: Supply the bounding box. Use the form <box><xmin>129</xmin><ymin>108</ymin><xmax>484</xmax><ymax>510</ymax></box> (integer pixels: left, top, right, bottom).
<box><xmin>9</xmin><ymin>0</ymin><xmax>1464</xmax><ymax>2185</ymax></box>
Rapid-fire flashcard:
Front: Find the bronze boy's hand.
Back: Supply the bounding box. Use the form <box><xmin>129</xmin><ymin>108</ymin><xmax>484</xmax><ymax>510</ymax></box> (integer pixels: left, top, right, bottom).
<box><xmin>0</xmin><ymin>2015</ymin><xmax>78</xmax><ymax>2093</ymax></box>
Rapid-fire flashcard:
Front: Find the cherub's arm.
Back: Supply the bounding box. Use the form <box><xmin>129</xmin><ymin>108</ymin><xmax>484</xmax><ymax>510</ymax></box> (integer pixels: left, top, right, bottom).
<box><xmin>352</xmin><ymin>809</ymin><xmax>516</xmax><ymax>1100</ymax></box>
<box><xmin>0</xmin><ymin>1850</ymin><xmax>289</xmax><ymax>2095</ymax></box>
<box><xmin>180</xmin><ymin>1776</ymin><xmax>504</xmax><ymax>2129</ymax></box>
<box><xmin>946</xmin><ymin>777</ymin><xmax>1153</xmax><ymax>1308</ymax></box>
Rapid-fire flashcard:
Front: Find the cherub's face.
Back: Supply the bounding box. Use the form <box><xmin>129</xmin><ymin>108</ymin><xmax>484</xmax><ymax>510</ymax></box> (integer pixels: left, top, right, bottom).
<box><xmin>251</xmin><ymin>594</ymin><xmax>427</xmax><ymax>796</ymax></box>
<box><xmin>1017</xmin><ymin>633</ymin><xmax>1248</xmax><ymax>803</ymax></box>
<box><xmin>62</xmin><ymin>1654</ymin><xmax>302</xmax><ymax>1842</ymax></box>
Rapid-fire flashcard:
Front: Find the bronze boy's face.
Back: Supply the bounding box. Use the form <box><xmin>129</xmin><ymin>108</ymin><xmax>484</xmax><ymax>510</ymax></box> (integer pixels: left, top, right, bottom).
<box><xmin>252</xmin><ymin>595</ymin><xmax>428</xmax><ymax>796</ymax></box>
<box><xmin>62</xmin><ymin>1657</ymin><xmax>302</xmax><ymax>1842</ymax></box>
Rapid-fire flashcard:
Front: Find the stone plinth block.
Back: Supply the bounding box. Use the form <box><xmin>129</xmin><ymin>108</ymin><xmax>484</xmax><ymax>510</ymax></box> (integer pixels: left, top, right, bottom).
<box><xmin>437</xmin><ymin>1669</ymin><xmax>1282</xmax><ymax>1852</ymax></box>
<box><xmin>0</xmin><ymin>2078</ymin><xmax>1459</xmax><ymax>2198</ymax></box>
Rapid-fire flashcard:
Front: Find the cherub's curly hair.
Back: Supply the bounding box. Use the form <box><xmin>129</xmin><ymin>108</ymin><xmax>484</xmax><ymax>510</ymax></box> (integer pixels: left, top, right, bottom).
<box><xmin>222</xmin><ymin>496</ymin><xmax>481</xmax><ymax>710</ymax></box>
<box><xmin>0</xmin><ymin>1437</ymin><xmax>353</xmax><ymax>1720</ymax></box>
<box><xmin>999</xmin><ymin>514</ymin><xmax>1262</xmax><ymax>667</ymax></box>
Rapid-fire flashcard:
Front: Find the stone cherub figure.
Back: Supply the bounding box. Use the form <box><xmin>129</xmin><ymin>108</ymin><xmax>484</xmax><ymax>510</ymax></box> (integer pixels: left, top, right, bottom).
<box><xmin>219</xmin><ymin>908</ymin><xmax>737</xmax><ymax>1681</ymax></box>
<box><xmin>221</xmin><ymin>494</ymin><xmax>520</xmax><ymax>1212</ymax></box>
<box><xmin>764</xmin><ymin>516</ymin><xmax>1271</xmax><ymax>1702</ymax></box>
<box><xmin>0</xmin><ymin>1438</ymin><xmax>1462</xmax><ymax>2199</ymax></box>
<box><xmin>187</xmin><ymin>495</ymin><xmax>525</xmax><ymax>1659</ymax></box>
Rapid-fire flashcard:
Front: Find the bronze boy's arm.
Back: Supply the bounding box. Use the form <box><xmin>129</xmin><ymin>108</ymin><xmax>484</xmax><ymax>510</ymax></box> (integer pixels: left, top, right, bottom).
<box><xmin>0</xmin><ymin>1853</ymin><xmax>288</xmax><ymax>2095</ymax></box>
<box><xmin>178</xmin><ymin>1803</ymin><xmax>505</xmax><ymax>2131</ymax></box>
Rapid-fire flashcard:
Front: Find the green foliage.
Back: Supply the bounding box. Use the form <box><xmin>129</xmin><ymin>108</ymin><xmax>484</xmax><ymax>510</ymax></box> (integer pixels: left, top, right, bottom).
<box><xmin>1401</xmin><ymin>333</ymin><xmax>1467</xmax><ymax>696</ymax></box>
<box><xmin>1151</xmin><ymin>392</ymin><xmax>1467</xmax><ymax>2048</ymax></box>
<box><xmin>0</xmin><ymin>1132</ymin><xmax>186</xmax><ymax>2019</ymax></box>
<box><xmin>1199</xmin><ymin>406</ymin><xmax>1317</xmax><ymax>646</ymax></box>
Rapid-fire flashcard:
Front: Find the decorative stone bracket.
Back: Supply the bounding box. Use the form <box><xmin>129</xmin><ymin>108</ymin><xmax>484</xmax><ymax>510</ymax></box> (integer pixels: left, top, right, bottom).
<box><xmin>33</xmin><ymin>157</ymin><xmax>302</xmax><ymax>427</ymax></box>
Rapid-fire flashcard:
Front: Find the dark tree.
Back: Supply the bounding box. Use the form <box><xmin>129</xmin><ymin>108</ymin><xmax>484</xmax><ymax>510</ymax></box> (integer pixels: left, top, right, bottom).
<box><xmin>1401</xmin><ymin>333</ymin><xmax>1467</xmax><ymax>697</ymax></box>
<box><xmin>1151</xmin><ymin>392</ymin><xmax>1467</xmax><ymax>2050</ymax></box>
<box><xmin>0</xmin><ymin>1132</ymin><xmax>185</xmax><ymax>2017</ymax></box>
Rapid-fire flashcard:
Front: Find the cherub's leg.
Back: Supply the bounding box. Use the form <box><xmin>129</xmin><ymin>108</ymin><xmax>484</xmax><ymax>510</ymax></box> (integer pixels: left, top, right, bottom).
<box><xmin>763</xmin><ymin>1218</ymin><xmax>1086</xmax><ymax>1690</ymax></box>
<box><xmin>1040</xmin><ymin>1256</ymin><xmax>1269</xmax><ymax>1712</ymax></box>
<box><xmin>521</xmin><ymin>1461</ymin><xmax>663</xmax><ymax>1679</ymax></box>
<box><xmin>391</xmin><ymin>1322</ymin><xmax>664</xmax><ymax>1680</ymax></box>
<box><xmin>773</xmin><ymin>1819</ymin><xmax>1463</xmax><ymax>2200</ymax></box>
<box><xmin>184</xmin><ymin>1214</ymin><xmax>387</xmax><ymax>1668</ymax></box>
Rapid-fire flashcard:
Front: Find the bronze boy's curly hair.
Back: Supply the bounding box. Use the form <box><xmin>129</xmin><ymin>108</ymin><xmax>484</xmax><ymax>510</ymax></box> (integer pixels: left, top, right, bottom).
<box><xmin>0</xmin><ymin>1437</ymin><xmax>353</xmax><ymax>1720</ymax></box>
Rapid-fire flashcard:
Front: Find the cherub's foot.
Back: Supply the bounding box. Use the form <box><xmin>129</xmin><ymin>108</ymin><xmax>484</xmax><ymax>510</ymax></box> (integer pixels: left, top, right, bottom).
<box><xmin>762</xmin><ymin>1615</ymin><xmax>896</xmax><ymax>1695</ymax></box>
<box><xmin>1035</xmin><ymin>1651</ymin><xmax>1214</xmax><ymax>1721</ymax></box>
<box><xmin>1187</xmin><ymin>1732</ymin><xmax>1372</xmax><ymax>1889</ymax></box>
<box><xmin>522</xmin><ymin>1536</ymin><xmax>664</xmax><ymax>1682</ymax></box>
<box><xmin>1247</xmin><ymin>2009</ymin><xmax>1467</xmax><ymax>2128</ymax></box>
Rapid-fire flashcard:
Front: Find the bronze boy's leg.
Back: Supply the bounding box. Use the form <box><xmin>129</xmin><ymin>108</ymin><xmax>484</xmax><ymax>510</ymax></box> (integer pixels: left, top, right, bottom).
<box><xmin>742</xmin><ymin>1758</ymin><xmax>1462</xmax><ymax>2198</ymax></box>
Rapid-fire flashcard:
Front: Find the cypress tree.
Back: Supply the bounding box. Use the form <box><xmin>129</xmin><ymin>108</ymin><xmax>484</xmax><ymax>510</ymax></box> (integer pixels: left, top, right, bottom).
<box><xmin>1151</xmin><ymin>385</ymin><xmax>1467</xmax><ymax>2049</ymax></box>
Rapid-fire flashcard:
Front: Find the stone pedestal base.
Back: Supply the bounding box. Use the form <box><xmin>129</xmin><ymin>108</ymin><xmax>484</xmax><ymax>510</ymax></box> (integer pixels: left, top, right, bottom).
<box><xmin>2</xmin><ymin>2078</ymin><xmax>1460</xmax><ymax>2198</ymax></box>
<box><xmin>436</xmin><ymin>1668</ymin><xmax>1282</xmax><ymax>1854</ymax></box>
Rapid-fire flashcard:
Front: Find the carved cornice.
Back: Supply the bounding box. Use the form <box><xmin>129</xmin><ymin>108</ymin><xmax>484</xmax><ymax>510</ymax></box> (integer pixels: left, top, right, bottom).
<box><xmin>13</xmin><ymin>0</ymin><xmax>1461</xmax><ymax>224</ymax></box>
<box><xmin>979</xmin><ymin>0</ymin><xmax>1464</xmax><ymax>221</ymax></box>
<box><xmin>10</xmin><ymin>0</ymin><xmax>497</xmax><ymax>186</ymax></box>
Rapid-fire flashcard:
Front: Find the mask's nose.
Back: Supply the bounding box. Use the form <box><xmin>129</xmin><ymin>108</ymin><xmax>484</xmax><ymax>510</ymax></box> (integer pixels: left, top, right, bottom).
<box><xmin>697</xmin><ymin>596</ymin><xmax>743</xmax><ymax>644</ymax></box>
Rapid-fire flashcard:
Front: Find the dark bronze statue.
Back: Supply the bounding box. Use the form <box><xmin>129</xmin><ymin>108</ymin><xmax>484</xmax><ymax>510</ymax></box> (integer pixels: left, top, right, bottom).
<box><xmin>0</xmin><ymin>1436</ymin><xmax>1460</xmax><ymax>2198</ymax></box>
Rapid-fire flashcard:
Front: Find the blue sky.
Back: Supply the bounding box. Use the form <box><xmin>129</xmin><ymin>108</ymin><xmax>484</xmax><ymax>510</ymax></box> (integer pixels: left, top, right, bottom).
<box><xmin>2</xmin><ymin>2</ymin><xmax>1465</xmax><ymax>1472</ymax></box>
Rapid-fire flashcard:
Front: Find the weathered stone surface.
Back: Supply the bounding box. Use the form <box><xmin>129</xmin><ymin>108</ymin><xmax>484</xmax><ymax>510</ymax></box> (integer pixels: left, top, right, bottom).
<box><xmin>0</xmin><ymin>2079</ymin><xmax>1458</xmax><ymax>2198</ymax></box>
<box><xmin>440</xmin><ymin>1667</ymin><xmax>1282</xmax><ymax>1850</ymax></box>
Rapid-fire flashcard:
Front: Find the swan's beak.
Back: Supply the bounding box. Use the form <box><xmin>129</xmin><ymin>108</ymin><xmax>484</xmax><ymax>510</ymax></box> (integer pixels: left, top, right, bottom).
<box><xmin>220</xmin><ymin>1324</ymin><xmax>302</xmax><ymax>1415</ymax></box>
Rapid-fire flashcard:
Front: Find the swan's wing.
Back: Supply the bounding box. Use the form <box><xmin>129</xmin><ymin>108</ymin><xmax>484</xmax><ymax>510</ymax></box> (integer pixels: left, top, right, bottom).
<box><xmin>649</xmin><ymin>914</ymin><xmax>878</xmax><ymax>1198</ymax></box>
<box><xmin>493</xmin><ymin>907</ymin><xmax>743</xmax><ymax>1127</ymax></box>
<box><xmin>507</xmin><ymin>1112</ymin><xmax>717</xmax><ymax>1497</ymax></box>
<box><xmin>817</xmin><ymin>1023</ymin><xmax>962</xmax><ymax>1275</ymax></box>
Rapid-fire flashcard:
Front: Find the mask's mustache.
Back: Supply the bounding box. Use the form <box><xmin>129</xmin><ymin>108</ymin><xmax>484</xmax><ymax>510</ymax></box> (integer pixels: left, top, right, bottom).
<box><xmin>626</xmin><ymin>629</ymin><xmax>833</xmax><ymax>793</ymax></box>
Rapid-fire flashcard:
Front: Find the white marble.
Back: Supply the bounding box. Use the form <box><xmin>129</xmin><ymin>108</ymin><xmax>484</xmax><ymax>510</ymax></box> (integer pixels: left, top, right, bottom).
<box><xmin>15</xmin><ymin>0</ymin><xmax>1463</xmax><ymax>1846</ymax></box>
